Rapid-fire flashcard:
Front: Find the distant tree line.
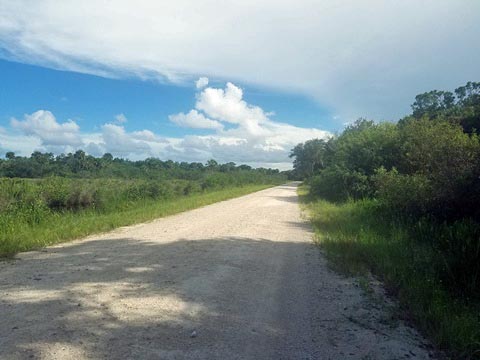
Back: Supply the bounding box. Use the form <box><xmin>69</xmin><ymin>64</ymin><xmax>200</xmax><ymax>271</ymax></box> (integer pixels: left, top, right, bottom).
<box><xmin>0</xmin><ymin>151</ymin><xmax>282</xmax><ymax>180</ymax></box>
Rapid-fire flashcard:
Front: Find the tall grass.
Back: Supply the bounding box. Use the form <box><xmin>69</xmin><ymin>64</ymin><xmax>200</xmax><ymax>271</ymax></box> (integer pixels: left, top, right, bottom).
<box><xmin>0</xmin><ymin>177</ymin><xmax>279</xmax><ymax>256</ymax></box>
<box><xmin>300</xmin><ymin>186</ymin><xmax>480</xmax><ymax>359</ymax></box>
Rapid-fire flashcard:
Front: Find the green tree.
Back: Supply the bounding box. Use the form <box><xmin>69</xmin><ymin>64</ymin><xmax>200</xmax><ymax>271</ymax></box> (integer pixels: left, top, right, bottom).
<box><xmin>454</xmin><ymin>81</ymin><xmax>480</xmax><ymax>133</ymax></box>
<box><xmin>206</xmin><ymin>159</ymin><xmax>218</xmax><ymax>170</ymax></box>
<box><xmin>5</xmin><ymin>152</ymin><xmax>15</xmax><ymax>160</ymax></box>
<box><xmin>102</xmin><ymin>153</ymin><xmax>114</xmax><ymax>162</ymax></box>
<box><xmin>289</xmin><ymin>138</ymin><xmax>328</xmax><ymax>179</ymax></box>
<box><xmin>411</xmin><ymin>90</ymin><xmax>455</xmax><ymax>118</ymax></box>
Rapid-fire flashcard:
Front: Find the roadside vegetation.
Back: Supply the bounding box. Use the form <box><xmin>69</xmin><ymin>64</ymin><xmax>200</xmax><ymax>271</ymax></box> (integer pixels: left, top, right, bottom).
<box><xmin>292</xmin><ymin>82</ymin><xmax>480</xmax><ymax>358</ymax></box>
<box><xmin>0</xmin><ymin>157</ymin><xmax>285</xmax><ymax>256</ymax></box>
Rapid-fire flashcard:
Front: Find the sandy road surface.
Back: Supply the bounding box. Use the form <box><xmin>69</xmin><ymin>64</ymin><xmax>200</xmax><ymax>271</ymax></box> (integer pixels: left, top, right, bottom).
<box><xmin>0</xmin><ymin>183</ymin><xmax>434</xmax><ymax>359</ymax></box>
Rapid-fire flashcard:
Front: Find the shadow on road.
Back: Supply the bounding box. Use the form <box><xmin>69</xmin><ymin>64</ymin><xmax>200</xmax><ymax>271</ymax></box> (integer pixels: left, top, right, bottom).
<box><xmin>0</xmin><ymin>234</ymin><xmax>318</xmax><ymax>359</ymax></box>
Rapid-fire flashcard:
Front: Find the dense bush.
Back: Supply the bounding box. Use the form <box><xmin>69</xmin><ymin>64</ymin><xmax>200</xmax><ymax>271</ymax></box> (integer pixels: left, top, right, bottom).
<box><xmin>302</xmin><ymin>117</ymin><xmax>480</xmax><ymax>221</ymax></box>
<box><xmin>0</xmin><ymin>173</ymin><xmax>283</xmax><ymax>216</ymax></box>
<box><xmin>291</xmin><ymin>82</ymin><xmax>480</xmax><ymax>303</ymax></box>
<box><xmin>0</xmin><ymin>170</ymin><xmax>285</xmax><ymax>256</ymax></box>
<box><xmin>309</xmin><ymin>166</ymin><xmax>371</xmax><ymax>202</ymax></box>
<box><xmin>373</xmin><ymin>168</ymin><xmax>433</xmax><ymax>216</ymax></box>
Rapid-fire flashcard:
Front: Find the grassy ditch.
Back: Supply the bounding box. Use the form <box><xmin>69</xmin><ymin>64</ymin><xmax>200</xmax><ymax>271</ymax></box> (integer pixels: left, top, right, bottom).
<box><xmin>299</xmin><ymin>186</ymin><xmax>480</xmax><ymax>359</ymax></box>
<box><xmin>0</xmin><ymin>179</ymin><xmax>277</xmax><ymax>256</ymax></box>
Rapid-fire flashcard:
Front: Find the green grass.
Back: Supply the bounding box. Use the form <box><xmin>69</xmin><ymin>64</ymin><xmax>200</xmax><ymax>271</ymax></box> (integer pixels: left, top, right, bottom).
<box><xmin>299</xmin><ymin>186</ymin><xmax>480</xmax><ymax>359</ymax></box>
<box><xmin>0</xmin><ymin>184</ymin><xmax>274</xmax><ymax>257</ymax></box>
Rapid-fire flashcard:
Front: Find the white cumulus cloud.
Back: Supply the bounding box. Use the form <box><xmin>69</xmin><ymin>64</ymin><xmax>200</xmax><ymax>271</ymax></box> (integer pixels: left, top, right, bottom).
<box><xmin>166</xmin><ymin>81</ymin><xmax>331</xmax><ymax>166</ymax></box>
<box><xmin>10</xmin><ymin>110</ymin><xmax>83</xmax><ymax>147</ymax></box>
<box><xmin>169</xmin><ymin>110</ymin><xmax>223</xmax><ymax>130</ymax></box>
<box><xmin>99</xmin><ymin>123</ymin><xmax>151</xmax><ymax>156</ymax></box>
<box><xmin>195</xmin><ymin>83</ymin><xmax>269</xmax><ymax>127</ymax></box>
<box><xmin>131</xmin><ymin>129</ymin><xmax>161</xmax><ymax>142</ymax></box>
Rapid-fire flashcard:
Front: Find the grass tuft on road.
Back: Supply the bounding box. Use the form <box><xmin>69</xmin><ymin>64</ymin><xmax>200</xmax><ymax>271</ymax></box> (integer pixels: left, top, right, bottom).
<box><xmin>299</xmin><ymin>186</ymin><xmax>480</xmax><ymax>359</ymax></box>
<box><xmin>1</xmin><ymin>184</ymin><xmax>273</xmax><ymax>257</ymax></box>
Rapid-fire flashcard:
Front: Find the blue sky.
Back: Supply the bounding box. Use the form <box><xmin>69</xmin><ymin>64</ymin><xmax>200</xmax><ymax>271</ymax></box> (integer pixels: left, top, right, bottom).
<box><xmin>0</xmin><ymin>1</ymin><xmax>479</xmax><ymax>168</ymax></box>
<box><xmin>0</xmin><ymin>60</ymin><xmax>335</xmax><ymax>137</ymax></box>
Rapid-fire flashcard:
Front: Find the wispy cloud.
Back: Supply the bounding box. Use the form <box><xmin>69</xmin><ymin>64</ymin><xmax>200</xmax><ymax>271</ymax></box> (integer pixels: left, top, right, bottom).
<box><xmin>0</xmin><ymin>1</ymin><xmax>478</xmax><ymax>121</ymax></box>
<box><xmin>114</xmin><ymin>113</ymin><xmax>128</xmax><ymax>124</ymax></box>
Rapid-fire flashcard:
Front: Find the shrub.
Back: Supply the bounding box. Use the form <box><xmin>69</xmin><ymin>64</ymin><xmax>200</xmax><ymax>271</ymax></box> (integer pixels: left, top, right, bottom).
<box><xmin>310</xmin><ymin>166</ymin><xmax>373</xmax><ymax>202</ymax></box>
<box><xmin>374</xmin><ymin>167</ymin><xmax>433</xmax><ymax>217</ymax></box>
<box><xmin>41</xmin><ymin>177</ymin><xmax>71</xmax><ymax>210</ymax></box>
<box><xmin>66</xmin><ymin>187</ymin><xmax>96</xmax><ymax>210</ymax></box>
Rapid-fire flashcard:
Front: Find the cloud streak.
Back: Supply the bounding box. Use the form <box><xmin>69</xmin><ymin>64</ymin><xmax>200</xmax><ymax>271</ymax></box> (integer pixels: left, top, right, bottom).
<box><xmin>0</xmin><ymin>0</ymin><xmax>478</xmax><ymax>121</ymax></box>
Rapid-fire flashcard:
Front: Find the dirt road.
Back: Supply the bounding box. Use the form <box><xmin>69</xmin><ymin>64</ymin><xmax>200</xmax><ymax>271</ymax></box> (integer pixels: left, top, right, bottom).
<box><xmin>0</xmin><ymin>183</ymin><xmax>434</xmax><ymax>359</ymax></box>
